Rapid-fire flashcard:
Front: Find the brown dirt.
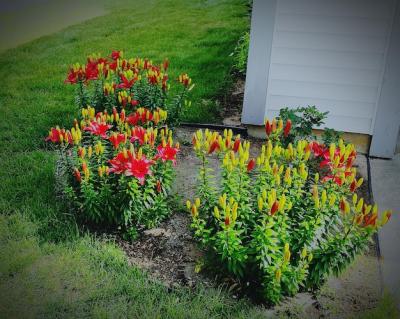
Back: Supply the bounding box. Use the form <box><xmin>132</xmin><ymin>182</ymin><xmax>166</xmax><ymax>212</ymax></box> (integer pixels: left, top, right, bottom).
<box><xmin>117</xmin><ymin>212</ymin><xmax>208</xmax><ymax>288</ymax></box>
<box><xmin>220</xmin><ymin>78</ymin><xmax>245</xmax><ymax>127</ymax></box>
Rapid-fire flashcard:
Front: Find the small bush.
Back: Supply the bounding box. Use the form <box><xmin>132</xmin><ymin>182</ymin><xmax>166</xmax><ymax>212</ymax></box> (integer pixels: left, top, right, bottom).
<box><xmin>321</xmin><ymin>128</ymin><xmax>344</xmax><ymax>146</ymax></box>
<box><xmin>187</xmin><ymin>120</ymin><xmax>391</xmax><ymax>304</ymax></box>
<box><xmin>231</xmin><ymin>31</ymin><xmax>250</xmax><ymax>75</ymax></box>
<box><xmin>278</xmin><ymin>106</ymin><xmax>328</xmax><ymax>145</ymax></box>
<box><xmin>46</xmin><ymin>51</ymin><xmax>193</xmax><ymax>235</ymax></box>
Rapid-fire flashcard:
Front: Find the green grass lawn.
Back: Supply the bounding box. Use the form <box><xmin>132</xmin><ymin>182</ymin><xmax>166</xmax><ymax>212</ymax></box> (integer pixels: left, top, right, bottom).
<box><xmin>0</xmin><ymin>214</ymin><xmax>268</xmax><ymax>318</ymax></box>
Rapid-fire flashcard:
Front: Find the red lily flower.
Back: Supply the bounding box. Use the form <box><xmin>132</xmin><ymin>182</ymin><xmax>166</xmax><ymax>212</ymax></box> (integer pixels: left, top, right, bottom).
<box><xmin>271</xmin><ymin>119</ymin><xmax>277</xmax><ymax>133</ymax></box>
<box><xmin>109</xmin><ymin>151</ymin><xmax>132</xmax><ymax>174</ymax></box>
<box><xmin>111</xmin><ymin>50</ymin><xmax>121</xmax><ymax>60</ymax></box>
<box><xmin>126</xmin><ymin>109</ymin><xmax>153</xmax><ymax>126</ymax></box>
<box><xmin>284</xmin><ymin>120</ymin><xmax>292</xmax><ymax>138</ymax></box>
<box><xmin>247</xmin><ymin>159</ymin><xmax>256</xmax><ymax>172</ymax></box>
<box><xmin>339</xmin><ymin>198</ymin><xmax>348</xmax><ymax>213</ymax></box>
<box><xmin>208</xmin><ymin>140</ymin><xmax>220</xmax><ymax>154</ymax></box>
<box><xmin>96</xmin><ymin>57</ymin><xmax>108</xmax><ymax>65</ymax></box>
<box><xmin>84</xmin><ymin>121</ymin><xmax>112</xmax><ymax>138</ymax></box>
<box><xmin>65</xmin><ymin>68</ymin><xmax>81</xmax><ymax>84</ymax></box>
<box><xmin>364</xmin><ymin>213</ymin><xmax>378</xmax><ymax>227</ymax></box>
<box><xmin>148</xmin><ymin>73</ymin><xmax>159</xmax><ymax>85</ymax></box>
<box><xmin>178</xmin><ymin>73</ymin><xmax>191</xmax><ymax>87</ymax></box>
<box><xmin>233</xmin><ymin>138</ymin><xmax>241</xmax><ymax>153</ymax></box>
<box><xmin>126</xmin><ymin>113</ymin><xmax>140</xmax><ymax>126</ymax></box>
<box><xmin>155</xmin><ymin>144</ymin><xmax>179</xmax><ymax>164</ymax></box>
<box><xmin>46</xmin><ymin>127</ymin><xmax>62</xmax><ymax>143</ymax></box>
<box><xmin>120</xmin><ymin>109</ymin><xmax>126</xmax><ymax>122</ymax></box>
<box><xmin>309</xmin><ymin>142</ymin><xmax>326</xmax><ymax>157</ymax></box>
<box><xmin>125</xmin><ymin>156</ymin><xmax>153</xmax><ymax>185</ymax></box>
<box><xmin>46</xmin><ymin>127</ymin><xmax>73</xmax><ymax>144</ymax></box>
<box><xmin>109</xmin><ymin>60</ymin><xmax>118</xmax><ymax>71</ymax></box>
<box><xmin>130</xmin><ymin>127</ymin><xmax>146</xmax><ymax>145</ymax></box>
<box><xmin>322</xmin><ymin>175</ymin><xmax>344</xmax><ymax>186</ymax></box>
<box><xmin>121</xmin><ymin>59</ymin><xmax>127</xmax><ymax>70</ymax></box>
<box><xmin>65</xmin><ymin>131</ymin><xmax>73</xmax><ymax>144</ymax></box>
<box><xmin>85</xmin><ymin>61</ymin><xmax>99</xmax><ymax>81</ymax></box>
<box><xmin>117</xmin><ymin>74</ymin><xmax>136</xmax><ymax>89</ymax></box>
<box><xmin>265</xmin><ymin>120</ymin><xmax>272</xmax><ymax>136</ymax></box>
<box><xmin>163</xmin><ymin>58</ymin><xmax>169</xmax><ymax>71</ymax></box>
<box><xmin>73</xmin><ymin>168</ymin><xmax>81</xmax><ymax>183</ymax></box>
<box><xmin>109</xmin><ymin>133</ymin><xmax>126</xmax><ymax>149</ymax></box>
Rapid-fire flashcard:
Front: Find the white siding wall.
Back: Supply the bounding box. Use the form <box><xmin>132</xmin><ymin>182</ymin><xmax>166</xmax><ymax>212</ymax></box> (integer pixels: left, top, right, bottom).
<box><xmin>264</xmin><ymin>0</ymin><xmax>396</xmax><ymax>134</ymax></box>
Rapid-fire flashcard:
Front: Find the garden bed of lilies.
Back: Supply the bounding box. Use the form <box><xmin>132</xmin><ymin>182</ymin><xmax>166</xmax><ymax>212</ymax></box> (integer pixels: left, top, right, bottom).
<box><xmin>46</xmin><ymin>51</ymin><xmax>391</xmax><ymax>311</ymax></box>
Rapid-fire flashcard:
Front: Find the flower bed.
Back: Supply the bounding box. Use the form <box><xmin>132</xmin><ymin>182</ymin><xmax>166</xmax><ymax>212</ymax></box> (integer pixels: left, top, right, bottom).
<box><xmin>187</xmin><ymin>120</ymin><xmax>391</xmax><ymax>304</ymax></box>
<box><xmin>47</xmin><ymin>51</ymin><xmax>192</xmax><ymax>236</ymax></box>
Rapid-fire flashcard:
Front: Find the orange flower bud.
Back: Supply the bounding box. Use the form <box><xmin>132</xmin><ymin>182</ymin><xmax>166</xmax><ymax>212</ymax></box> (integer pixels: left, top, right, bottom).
<box><xmin>73</xmin><ymin>168</ymin><xmax>81</xmax><ymax>183</ymax></box>
<box><xmin>191</xmin><ymin>205</ymin><xmax>198</xmax><ymax>218</ymax></box>
<box><xmin>224</xmin><ymin>216</ymin><xmax>230</xmax><ymax>226</ymax></box>
<box><xmin>270</xmin><ymin>201</ymin><xmax>279</xmax><ymax>215</ymax></box>
<box><xmin>284</xmin><ymin>120</ymin><xmax>292</xmax><ymax>137</ymax></box>
<box><xmin>247</xmin><ymin>159</ymin><xmax>255</xmax><ymax>172</ymax></box>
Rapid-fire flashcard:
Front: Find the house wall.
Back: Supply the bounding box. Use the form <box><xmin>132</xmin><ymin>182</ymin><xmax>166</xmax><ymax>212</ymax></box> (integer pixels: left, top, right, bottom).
<box><xmin>241</xmin><ymin>0</ymin><xmax>277</xmax><ymax>125</ymax></box>
<box><xmin>264</xmin><ymin>0</ymin><xmax>396</xmax><ymax>135</ymax></box>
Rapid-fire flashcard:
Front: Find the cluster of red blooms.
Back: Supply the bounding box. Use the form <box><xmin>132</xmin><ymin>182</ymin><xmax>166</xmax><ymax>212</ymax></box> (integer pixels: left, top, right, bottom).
<box><xmin>309</xmin><ymin>141</ymin><xmax>357</xmax><ymax>189</ymax></box>
<box><xmin>65</xmin><ymin>55</ymin><xmax>110</xmax><ymax>84</ymax></box>
<box><xmin>64</xmin><ymin>50</ymin><xmax>190</xmax><ymax>94</ymax></box>
<box><xmin>339</xmin><ymin>197</ymin><xmax>392</xmax><ymax>228</ymax></box>
<box><xmin>192</xmin><ymin>130</ymin><xmax>243</xmax><ymax>155</ymax></box>
<box><xmin>178</xmin><ymin>73</ymin><xmax>192</xmax><ymax>87</ymax></box>
<box><xmin>84</xmin><ymin>121</ymin><xmax>113</xmax><ymax>138</ymax></box>
<box><xmin>47</xmin><ymin>98</ymin><xmax>178</xmax><ymax>185</ymax></box>
<box><xmin>126</xmin><ymin>108</ymin><xmax>165</xmax><ymax>126</ymax></box>
<box><xmin>46</xmin><ymin>127</ymin><xmax>73</xmax><ymax>144</ymax></box>
<box><xmin>108</xmin><ymin>142</ymin><xmax>179</xmax><ymax>185</ymax></box>
<box><xmin>265</xmin><ymin>119</ymin><xmax>292</xmax><ymax>138</ymax></box>
<box><xmin>46</xmin><ymin>125</ymin><xmax>82</xmax><ymax>145</ymax></box>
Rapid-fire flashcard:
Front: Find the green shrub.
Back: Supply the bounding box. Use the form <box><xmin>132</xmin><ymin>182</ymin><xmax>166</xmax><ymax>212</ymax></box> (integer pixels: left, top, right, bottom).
<box><xmin>187</xmin><ymin>122</ymin><xmax>391</xmax><ymax>304</ymax></box>
<box><xmin>278</xmin><ymin>106</ymin><xmax>327</xmax><ymax>145</ymax></box>
<box><xmin>321</xmin><ymin>128</ymin><xmax>344</xmax><ymax>146</ymax></box>
<box><xmin>231</xmin><ymin>31</ymin><xmax>250</xmax><ymax>75</ymax></box>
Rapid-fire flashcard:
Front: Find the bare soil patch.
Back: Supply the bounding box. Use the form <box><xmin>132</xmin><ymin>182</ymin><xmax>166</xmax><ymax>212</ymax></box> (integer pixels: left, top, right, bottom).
<box><xmin>221</xmin><ymin>78</ymin><xmax>245</xmax><ymax>127</ymax></box>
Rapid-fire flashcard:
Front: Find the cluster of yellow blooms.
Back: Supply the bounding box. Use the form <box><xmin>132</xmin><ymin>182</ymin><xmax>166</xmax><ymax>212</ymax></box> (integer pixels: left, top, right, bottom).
<box><xmin>188</xmin><ymin>127</ymin><xmax>393</xmax><ymax>231</ymax></box>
